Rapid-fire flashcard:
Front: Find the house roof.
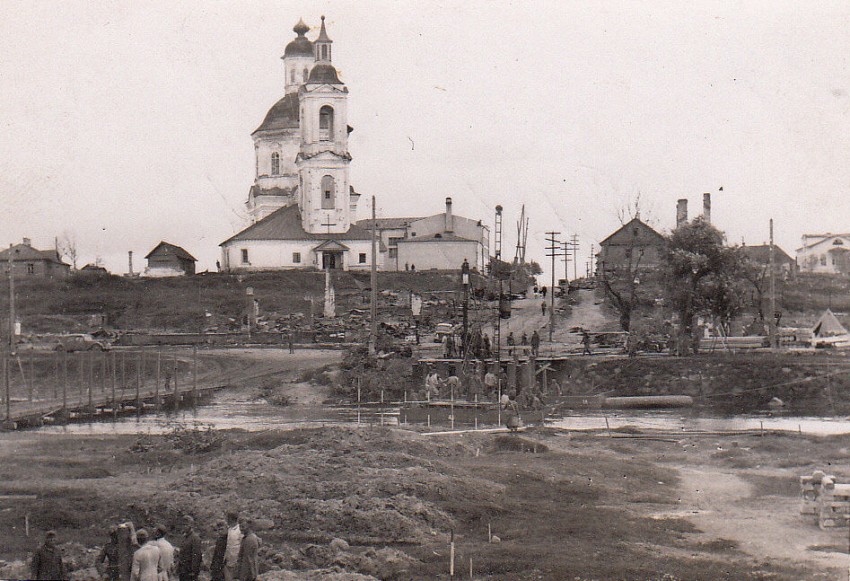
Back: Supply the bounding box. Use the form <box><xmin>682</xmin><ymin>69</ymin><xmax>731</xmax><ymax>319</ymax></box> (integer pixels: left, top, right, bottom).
<box><xmin>797</xmin><ymin>235</ymin><xmax>850</xmax><ymax>253</ymax></box>
<box><xmin>813</xmin><ymin>309</ymin><xmax>849</xmax><ymax>337</ymax></box>
<box><xmin>0</xmin><ymin>243</ymin><xmax>68</xmax><ymax>265</ymax></box>
<box><xmin>253</xmin><ymin>92</ymin><xmax>300</xmax><ymax>134</ymax></box>
<box><xmin>398</xmin><ymin>233</ymin><xmax>476</xmax><ymax>243</ymax></box>
<box><xmin>357</xmin><ymin>217</ymin><xmax>422</xmax><ymax>230</ymax></box>
<box><xmin>220</xmin><ymin>204</ymin><xmax>374</xmax><ymax>245</ymax></box>
<box><xmin>145</xmin><ymin>241</ymin><xmax>197</xmax><ymax>262</ymax></box>
<box><xmin>741</xmin><ymin>245</ymin><xmax>794</xmax><ymax>264</ymax></box>
<box><xmin>313</xmin><ymin>240</ymin><xmax>350</xmax><ymax>252</ymax></box>
<box><xmin>599</xmin><ymin>218</ymin><xmax>665</xmax><ymax>247</ymax></box>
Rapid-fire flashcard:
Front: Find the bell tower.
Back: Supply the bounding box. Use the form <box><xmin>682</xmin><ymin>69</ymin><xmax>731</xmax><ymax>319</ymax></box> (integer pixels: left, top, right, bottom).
<box><xmin>297</xmin><ymin>16</ymin><xmax>356</xmax><ymax>235</ymax></box>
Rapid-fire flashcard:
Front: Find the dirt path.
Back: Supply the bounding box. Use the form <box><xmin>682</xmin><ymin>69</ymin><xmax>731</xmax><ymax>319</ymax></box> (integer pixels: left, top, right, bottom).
<box><xmin>673</xmin><ymin>466</ymin><xmax>846</xmax><ymax>575</ymax></box>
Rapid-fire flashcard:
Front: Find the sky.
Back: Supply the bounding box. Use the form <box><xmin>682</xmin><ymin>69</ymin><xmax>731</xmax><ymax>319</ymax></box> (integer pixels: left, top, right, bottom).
<box><xmin>1</xmin><ymin>1</ymin><xmax>849</xmax><ymax>277</ymax></box>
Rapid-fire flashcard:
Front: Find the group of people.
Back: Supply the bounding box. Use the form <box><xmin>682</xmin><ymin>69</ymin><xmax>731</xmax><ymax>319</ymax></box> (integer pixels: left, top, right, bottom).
<box><xmin>443</xmin><ymin>329</ymin><xmax>493</xmax><ymax>359</ymax></box>
<box><xmin>505</xmin><ymin>330</ymin><xmax>541</xmax><ymax>357</ymax></box>
<box><xmin>31</xmin><ymin>512</ymin><xmax>260</xmax><ymax>581</ymax></box>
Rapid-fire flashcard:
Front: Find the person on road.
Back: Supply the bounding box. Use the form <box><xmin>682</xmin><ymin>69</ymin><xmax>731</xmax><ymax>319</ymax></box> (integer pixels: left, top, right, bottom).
<box><xmin>235</xmin><ymin>519</ymin><xmax>260</xmax><ymax>581</ymax></box>
<box><xmin>541</xmin><ymin>300</ymin><xmax>547</xmax><ymax>316</ymax></box>
<box><xmin>131</xmin><ymin>529</ymin><xmax>162</xmax><ymax>581</ymax></box>
<box><xmin>481</xmin><ymin>333</ymin><xmax>491</xmax><ymax>359</ymax></box>
<box><xmin>520</xmin><ymin>332</ymin><xmax>528</xmax><ymax>347</ymax></box>
<box><xmin>582</xmin><ymin>330</ymin><xmax>592</xmax><ymax>355</ymax></box>
<box><xmin>209</xmin><ymin>520</ymin><xmax>229</xmax><ymax>581</ymax></box>
<box><xmin>153</xmin><ymin>525</ymin><xmax>175</xmax><ymax>581</ymax></box>
<box><xmin>32</xmin><ymin>530</ymin><xmax>67</xmax><ymax>581</ymax></box>
<box><xmin>223</xmin><ymin>512</ymin><xmax>242</xmax><ymax>581</ymax></box>
<box><xmin>541</xmin><ymin>286</ymin><xmax>547</xmax><ymax>298</ymax></box>
<box><xmin>484</xmin><ymin>370</ymin><xmax>498</xmax><ymax>396</ymax></box>
<box><xmin>176</xmin><ymin>516</ymin><xmax>203</xmax><ymax>581</ymax></box>
<box><xmin>506</xmin><ymin>332</ymin><xmax>515</xmax><ymax>356</ymax></box>
<box><xmin>97</xmin><ymin>527</ymin><xmax>122</xmax><ymax>581</ymax></box>
<box><xmin>530</xmin><ymin>330</ymin><xmax>540</xmax><ymax>357</ymax></box>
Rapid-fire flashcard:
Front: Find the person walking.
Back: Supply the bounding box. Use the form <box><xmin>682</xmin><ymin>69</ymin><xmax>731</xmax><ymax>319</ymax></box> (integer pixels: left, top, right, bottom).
<box><xmin>32</xmin><ymin>530</ymin><xmax>67</xmax><ymax>581</ymax></box>
<box><xmin>530</xmin><ymin>330</ymin><xmax>540</xmax><ymax>357</ymax></box>
<box><xmin>131</xmin><ymin>530</ymin><xmax>162</xmax><ymax>581</ymax></box>
<box><xmin>582</xmin><ymin>330</ymin><xmax>592</xmax><ymax>355</ymax></box>
<box><xmin>541</xmin><ymin>300</ymin><xmax>547</xmax><ymax>316</ymax></box>
<box><xmin>235</xmin><ymin>519</ymin><xmax>260</xmax><ymax>581</ymax></box>
<box><xmin>176</xmin><ymin>516</ymin><xmax>203</xmax><ymax>581</ymax></box>
<box><xmin>223</xmin><ymin>512</ymin><xmax>242</xmax><ymax>581</ymax></box>
<box><xmin>506</xmin><ymin>332</ymin><xmax>515</xmax><ymax>356</ymax></box>
<box><xmin>153</xmin><ymin>525</ymin><xmax>175</xmax><ymax>581</ymax></box>
<box><xmin>541</xmin><ymin>286</ymin><xmax>547</xmax><ymax>299</ymax></box>
<box><xmin>520</xmin><ymin>332</ymin><xmax>528</xmax><ymax>347</ymax></box>
<box><xmin>97</xmin><ymin>527</ymin><xmax>122</xmax><ymax>581</ymax></box>
<box><xmin>209</xmin><ymin>520</ymin><xmax>229</xmax><ymax>581</ymax></box>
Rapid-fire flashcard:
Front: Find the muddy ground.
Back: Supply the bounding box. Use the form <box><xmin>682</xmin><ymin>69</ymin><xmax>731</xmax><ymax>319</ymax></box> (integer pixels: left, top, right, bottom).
<box><xmin>2</xmin><ymin>421</ymin><xmax>849</xmax><ymax>579</ymax></box>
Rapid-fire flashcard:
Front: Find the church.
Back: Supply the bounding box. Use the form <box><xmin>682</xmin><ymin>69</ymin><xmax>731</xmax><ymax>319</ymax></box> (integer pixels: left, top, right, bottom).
<box><xmin>220</xmin><ymin>17</ymin><xmax>490</xmax><ymax>273</ymax></box>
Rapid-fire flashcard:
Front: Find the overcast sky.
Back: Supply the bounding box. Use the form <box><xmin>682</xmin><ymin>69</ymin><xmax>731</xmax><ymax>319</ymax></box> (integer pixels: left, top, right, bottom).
<box><xmin>1</xmin><ymin>1</ymin><xmax>849</xmax><ymax>276</ymax></box>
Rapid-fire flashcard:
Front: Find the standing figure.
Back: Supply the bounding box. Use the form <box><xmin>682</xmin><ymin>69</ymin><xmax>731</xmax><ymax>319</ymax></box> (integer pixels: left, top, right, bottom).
<box><xmin>209</xmin><ymin>521</ymin><xmax>229</xmax><ymax>581</ymax></box>
<box><xmin>223</xmin><ymin>512</ymin><xmax>242</xmax><ymax>581</ymax></box>
<box><xmin>541</xmin><ymin>301</ymin><xmax>547</xmax><ymax>316</ymax></box>
<box><xmin>176</xmin><ymin>516</ymin><xmax>203</xmax><ymax>581</ymax></box>
<box><xmin>131</xmin><ymin>530</ymin><xmax>162</xmax><ymax>581</ymax></box>
<box><xmin>235</xmin><ymin>519</ymin><xmax>260</xmax><ymax>581</ymax></box>
<box><xmin>530</xmin><ymin>330</ymin><xmax>540</xmax><ymax>357</ymax></box>
<box><xmin>481</xmin><ymin>333</ymin><xmax>491</xmax><ymax>359</ymax></box>
<box><xmin>520</xmin><ymin>332</ymin><xmax>528</xmax><ymax>347</ymax></box>
<box><xmin>541</xmin><ymin>286</ymin><xmax>547</xmax><ymax>298</ymax></box>
<box><xmin>117</xmin><ymin>519</ymin><xmax>139</xmax><ymax>581</ymax></box>
<box><xmin>153</xmin><ymin>525</ymin><xmax>175</xmax><ymax>581</ymax></box>
<box><xmin>97</xmin><ymin>527</ymin><xmax>122</xmax><ymax>581</ymax></box>
<box><xmin>31</xmin><ymin>530</ymin><xmax>67</xmax><ymax>581</ymax></box>
<box><xmin>582</xmin><ymin>330</ymin><xmax>592</xmax><ymax>355</ymax></box>
<box><xmin>506</xmin><ymin>332</ymin><xmax>515</xmax><ymax>356</ymax></box>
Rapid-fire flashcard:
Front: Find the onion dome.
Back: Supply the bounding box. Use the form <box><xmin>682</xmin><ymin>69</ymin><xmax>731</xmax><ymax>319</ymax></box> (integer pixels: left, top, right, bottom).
<box><xmin>284</xmin><ymin>18</ymin><xmax>313</xmax><ymax>58</ymax></box>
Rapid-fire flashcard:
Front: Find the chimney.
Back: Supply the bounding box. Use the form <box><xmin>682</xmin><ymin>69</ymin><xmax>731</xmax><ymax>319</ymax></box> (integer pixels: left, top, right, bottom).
<box><xmin>445</xmin><ymin>197</ymin><xmax>454</xmax><ymax>232</ymax></box>
<box><xmin>676</xmin><ymin>199</ymin><xmax>688</xmax><ymax>228</ymax></box>
<box><xmin>703</xmin><ymin>193</ymin><xmax>711</xmax><ymax>224</ymax></box>
<box><xmin>128</xmin><ymin>251</ymin><xmax>134</xmax><ymax>276</ymax></box>
<box><xmin>22</xmin><ymin>237</ymin><xmax>31</xmax><ymax>246</ymax></box>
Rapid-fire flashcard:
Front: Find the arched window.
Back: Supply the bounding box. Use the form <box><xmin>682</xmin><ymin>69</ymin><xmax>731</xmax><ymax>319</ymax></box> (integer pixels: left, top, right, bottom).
<box><xmin>271</xmin><ymin>152</ymin><xmax>280</xmax><ymax>175</ymax></box>
<box><xmin>319</xmin><ymin>106</ymin><xmax>334</xmax><ymax>141</ymax></box>
<box><xmin>321</xmin><ymin>175</ymin><xmax>335</xmax><ymax>209</ymax></box>
<box><xmin>290</xmin><ymin>69</ymin><xmax>295</xmax><ymax>84</ymax></box>
<box><xmin>303</xmin><ymin>67</ymin><xmax>309</xmax><ymax>82</ymax></box>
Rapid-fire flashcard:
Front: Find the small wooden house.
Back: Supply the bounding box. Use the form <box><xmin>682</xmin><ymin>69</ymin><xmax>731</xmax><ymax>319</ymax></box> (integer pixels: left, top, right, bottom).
<box><xmin>144</xmin><ymin>241</ymin><xmax>197</xmax><ymax>277</ymax></box>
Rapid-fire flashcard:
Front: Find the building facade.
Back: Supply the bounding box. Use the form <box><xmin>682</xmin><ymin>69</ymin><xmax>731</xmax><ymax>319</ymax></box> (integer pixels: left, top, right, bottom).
<box><xmin>796</xmin><ymin>234</ymin><xmax>850</xmax><ymax>274</ymax></box>
<box><xmin>144</xmin><ymin>241</ymin><xmax>197</xmax><ymax>277</ymax></box>
<box><xmin>596</xmin><ymin>218</ymin><xmax>666</xmax><ymax>276</ymax></box>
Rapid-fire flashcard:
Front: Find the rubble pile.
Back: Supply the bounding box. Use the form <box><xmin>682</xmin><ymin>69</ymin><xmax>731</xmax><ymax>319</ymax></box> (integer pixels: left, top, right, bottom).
<box><xmin>799</xmin><ymin>469</ymin><xmax>850</xmax><ymax>530</ymax></box>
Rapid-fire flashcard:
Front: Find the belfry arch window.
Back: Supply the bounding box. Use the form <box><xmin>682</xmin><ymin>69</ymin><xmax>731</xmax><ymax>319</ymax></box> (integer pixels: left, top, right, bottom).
<box><xmin>321</xmin><ymin>175</ymin><xmax>335</xmax><ymax>209</ymax></box>
<box><xmin>290</xmin><ymin>69</ymin><xmax>295</xmax><ymax>84</ymax></box>
<box><xmin>271</xmin><ymin>152</ymin><xmax>280</xmax><ymax>175</ymax></box>
<box><xmin>319</xmin><ymin>105</ymin><xmax>334</xmax><ymax>141</ymax></box>
<box><xmin>303</xmin><ymin>67</ymin><xmax>309</xmax><ymax>82</ymax></box>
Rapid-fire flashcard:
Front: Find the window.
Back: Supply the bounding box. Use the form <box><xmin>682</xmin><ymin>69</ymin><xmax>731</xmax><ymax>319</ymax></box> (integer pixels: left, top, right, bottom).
<box><xmin>292</xmin><ymin>252</ymin><xmax>301</xmax><ymax>264</ymax></box>
<box><xmin>820</xmin><ymin>255</ymin><xmax>827</xmax><ymax>266</ymax></box>
<box><xmin>303</xmin><ymin>67</ymin><xmax>309</xmax><ymax>82</ymax></box>
<box><xmin>290</xmin><ymin>69</ymin><xmax>295</xmax><ymax>83</ymax></box>
<box><xmin>388</xmin><ymin>248</ymin><xmax>398</xmax><ymax>258</ymax></box>
<box><xmin>271</xmin><ymin>152</ymin><xmax>280</xmax><ymax>175</ymax></box>
<box><xmin>388</xmin><ymin>237</ymin><xmax>403</xmax><ymax>247</ymax></box>
<box><xmin>241</xmin><ymin>249</ymin><xmax>249</xmax><ymax>264</ymax></box>
<box><xmin>321</xmin><ymin>45</ymin><xmax>329</xmax><ymax>60</ymax></box>
<box><xmin>321</xmin><ymin>175</ymin><xmax>335</xmax><ymax>209</ymax></box>
<box><xmin>319</xmin><ymin>105</ymin><xmax>334</xmax><ymax>141</ymax></box>
<box><xmin>434</xmin><ymin>233</ymin><xmax>442</xmax><ymax>238</ymax></box>
<box><xmin>359</xmin><ymin>253</ymin><xmax>367</xmax><ymax>264</ymax></box>
<box><xmin>26</xmin><ymin>263</ymin><xmax>34</xmax><ymax>274</ymax></box>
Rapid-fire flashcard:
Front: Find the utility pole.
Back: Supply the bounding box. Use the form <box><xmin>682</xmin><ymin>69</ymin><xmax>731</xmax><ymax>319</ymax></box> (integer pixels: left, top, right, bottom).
<box><xmin>494</xmin><ymin>205</ymin><xmax>503</xmax><ymax>262</ymax></box>
<box><xmin>545</xmin><ymin>232</ymin><xmax>562</xmax><ymax>342</ymax></box>
<box><xmin>5</xmin><ymin>244</ymin><xmax>16</xmax><ymax>424</ymax></box>
<box><xmin>769</xmin><ymin>219</ymin><xmax>778</xmax><ymax>349</ymax></box>
<box><xmin>562</xmin><ymin>240</ymin><xmax>570</xmax><ymax>287</ymax></box>
<box><xmin>572</xmin><ymin>234</ymin><xmax>579</xmax><ymax>280</ymax></box>
<box><xmin>461</xmin><ymin>259</ymin><xmax>470</xmax><ymax>359</ymax></box>
<box><xmin>369</xmin><ymin>195</ymin><xmax>378</xmax><ymax>356</ymax></box>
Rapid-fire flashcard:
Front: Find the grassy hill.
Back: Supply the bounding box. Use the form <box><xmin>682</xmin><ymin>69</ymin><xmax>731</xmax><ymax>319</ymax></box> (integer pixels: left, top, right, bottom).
<box><xmin>1</xmin><ymin>270</ymin><xmax>467</xmax><ymax>335</ymax></box>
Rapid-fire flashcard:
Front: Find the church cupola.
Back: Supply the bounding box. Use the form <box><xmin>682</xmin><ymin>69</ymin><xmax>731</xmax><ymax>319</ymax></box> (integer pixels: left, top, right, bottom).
<box><xmin>314</xmin><ymin>16</ymin><xmax>333</xmax><ymax>63</ymax></box>
<box><xmin>283</xmin><ymin>18</ymin><xmax>314</xmax><ymax>94</ymax></box>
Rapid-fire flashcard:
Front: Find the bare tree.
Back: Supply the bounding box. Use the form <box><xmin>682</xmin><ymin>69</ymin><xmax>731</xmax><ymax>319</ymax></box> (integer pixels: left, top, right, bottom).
<box><xmin>58</xmin><ymin>231</ymin><xmax>79</xmax><ymax>269</ymax></box>
<box><xmin>599</xmin><ymin>240</ymin><xmax>646</xmax><ymax>332</ymax></box>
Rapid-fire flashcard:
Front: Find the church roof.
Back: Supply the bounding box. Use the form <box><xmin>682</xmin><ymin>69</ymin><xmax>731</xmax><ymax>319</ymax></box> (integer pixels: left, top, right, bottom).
<box><xmin>308</xmin><ymin>63</ymin><xmax>342</xmax><ymax>85</ymax></box>
<box><xmin>145</xmin><ymin>241</ymin><xmax>197</xmax><ymax>262</ymax></box>
<box><xmin>253</xmin><ymin>92</ymin><xmax>300</xmax><ymax>134</ymax></box>
<box><xmin>221</xmin><ymin>204</ymin><xmax>373</xmax><ymax>245</ymax></box>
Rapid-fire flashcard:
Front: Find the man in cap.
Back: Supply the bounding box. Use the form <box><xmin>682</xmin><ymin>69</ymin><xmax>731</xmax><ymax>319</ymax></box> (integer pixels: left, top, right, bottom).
<box><xmin>130</xmin><ymin>529</ymin><xmax>162</xmax><ymax>581</ymax></box>
<box><xmin>176</xmin><ymin>516</ymin><xmax>203</xmax><ymax>581</ymax></box>
<box><xmin>31</xmin><ymin>530</ymin><xmax>67</xmax><ymax>580</ymax></box>
<box><xmin>235</xmin><ymin>518</ymin><xmax>260</xmax><ymax>581</ymax></box>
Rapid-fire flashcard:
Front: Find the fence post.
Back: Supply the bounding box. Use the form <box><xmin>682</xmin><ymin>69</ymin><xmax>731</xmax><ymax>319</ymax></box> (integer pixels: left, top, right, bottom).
<box><xmin>111</xmin><ymin>352</ymin><xmax>117</xmax><ymax>419</ymax></box>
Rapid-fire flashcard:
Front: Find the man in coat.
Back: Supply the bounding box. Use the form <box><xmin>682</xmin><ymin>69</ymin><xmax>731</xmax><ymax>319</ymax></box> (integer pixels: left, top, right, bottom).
<box><xmin>153</xmin><ymin>525</ymin><xmax>175</xmax><ymax>581</ymax></box>
<box><xmin>176</xmin><ymin>516</ymin><xmax>203</xmax><ymax>581</ymax></box>
<box><xmin>31</xmin><ymin>530</ymin><xmax>67</xmax><ymax>581</ymax></box>
<box><xmin>235</xmin><ymin>519</ymin><xmax>260</xmax><ymax>581</ymax></box>
<box><xmin>131</xmin><ymin>529</ymin><xmax>162</xmax><ymax>581</ymax></box>
<box><xmin>209</xmin><ymin>520</ymin><xmax>229</xmax><ymax>581</ymax></box>
<box><xmin>223</xmin><ymin>512</ymin><xmax>242</xmax><ymax>581</ymax></box>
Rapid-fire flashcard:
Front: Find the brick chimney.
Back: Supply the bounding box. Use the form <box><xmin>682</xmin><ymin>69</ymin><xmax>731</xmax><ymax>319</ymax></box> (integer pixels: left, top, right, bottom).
<box><xmin>445</xmin><ymin>197</ymin><xmax>454</xmax><ymax>232</ymax></box>
<box><xmin>128</xmin><ymin>251</ymin><xmax>134</xmax><ymax>276</ymax></box>
<box><xmin>22</xmin><ymin>237</ymin><xmax>31</xmax><ymax>246</ymax></box>
<box><xmin>703</xmin><ymin>193</ymin><xmax>711</xmax><ymax>224</ymax></box>
<box><xmin>676</xmin><ymin>199</ymin><xmax>688</xmax><ymax>228</ymax></box>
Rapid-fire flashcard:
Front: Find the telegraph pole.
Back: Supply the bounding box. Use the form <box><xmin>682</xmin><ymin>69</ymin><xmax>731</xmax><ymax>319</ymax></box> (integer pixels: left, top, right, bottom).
<box><xmin>562</xmin><ymin>240</ymin><xmax>570</xmax><ymax>287</ymax></box>
<box><xmin>5</xmin><ymin>244</ymin><xmax>15</xmax><ymax>424</ymax></box>
<box><xmin>769</xmin><ymin>219</ymin><xmax>777</xmax><ymax>349</ymax></box>
<box><xmin>461</xmin><ymin>259</ymin><xmax>470</xmax><ymax>358</ymax></box>
<box><xmin>369</xmin><ymin>196</ymin><xmax>378</xmax><ymax>356</ymax></box>
<box><xmin>545</xmin><ymin>233</ymin><xmax>563</xmax><ymax>342</ymax></box>
<box><xmin>572</xmin><ymin>234</ymin><xmax>579</xmax><ymax>280</ymax></box>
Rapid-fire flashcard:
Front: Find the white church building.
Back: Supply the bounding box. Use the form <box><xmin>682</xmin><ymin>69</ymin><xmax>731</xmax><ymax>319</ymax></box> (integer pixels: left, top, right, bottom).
<box><xmin>220</xmin><ymin>17</ymin><xmax>489</xmax><ymax>273</ymax></box>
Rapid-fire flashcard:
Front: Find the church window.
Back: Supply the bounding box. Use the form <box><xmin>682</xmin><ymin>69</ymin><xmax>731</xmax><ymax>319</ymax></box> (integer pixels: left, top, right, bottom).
<box><xmin>241</xmin><ymin>249</ymin><xmax>249</xmax><ymax>264</ymax></box>
<box><xmin>820</xmin><ymin>255</ymin><xmax>827</xmax><ymax>266</ymax></box>
<box><xmin>321</xmin><ymin>45</ymin><xmax>329</xmax><ymax>60</ymax></box>
<box><xmin>290</xmin><ymin>69</ymin><xmax>295</xmax><ymax>83</ymax></box>
<box><xmin>319</xmin><ymin>106</ymin><xmax>334</xmax><ymax>141</ymax></box>
<box><xmin>292</xmin><ymin>252</ymin><xmax>301</xmax><ymax>264</ymax></box>
<box><xmin>321</xmin><ymin>175</ymin><xmax>335</xmax><ymax>209</ymax></box>
<box><xmin>26</xmin><ymin>263</ymin><xmax>34</xmax><ymax>274</ymax></box>
<box><xmin>271</xmin><ymin>152</ymin><xmax>280</xmax><ymax>175</ymax></box>
<box><xmin>359</xmin><ymin>253</ymin><xmax>367</xmax><ymax>264</ymax></box>
<box><xmin>303</xmin><ymin>67</ymin><xmax>309</xmax><ymax>82</ymax></box>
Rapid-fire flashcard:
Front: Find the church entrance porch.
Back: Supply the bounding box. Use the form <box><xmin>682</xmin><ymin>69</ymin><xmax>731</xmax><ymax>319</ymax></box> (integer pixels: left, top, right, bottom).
<box><xmin>321</xmin><ymin>251</ymin><xmax>343</xmax><ymax>270</ymax></box>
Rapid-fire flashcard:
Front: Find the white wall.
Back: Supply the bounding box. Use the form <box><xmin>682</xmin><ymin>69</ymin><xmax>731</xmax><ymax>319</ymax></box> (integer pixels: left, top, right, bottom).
<box><xmin>221</xmin><ymin>238</ymin><xmax>381</xmax><ymax>271</ymax></box>
<box><xmin>396</xmin><ymin>240</ymin><xmax>478</xmax><ymax>271</ymax></box>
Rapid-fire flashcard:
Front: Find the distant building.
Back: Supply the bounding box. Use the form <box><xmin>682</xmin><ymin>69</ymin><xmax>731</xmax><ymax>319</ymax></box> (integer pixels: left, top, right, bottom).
<box><xmin>144</xmin><ymin>241</ymin><xmax>197</xmax><ymax>277</ymax></box>
<box><xmin>740</xmin><ymin>244</ymin><xmax>796</xmax><ymax>278</ymax></box>
<box><xmin>358</xmin><ymin>198</ymin><xmax>490</xmax><ymax>272</ymax></box>
<box><xmin>0</xmin><ymin>238</ymin><xmax>70</xmax><ymax>279</ymax></box>
<box><xmin>596</xmin><ymin>218</ymin><xmax>666</xmax><ymax>276</ymax></box>
<box><xmin>796</xmin><ymin>234</ymin><xmax>850</xmax><ymax>274</ymax></box>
